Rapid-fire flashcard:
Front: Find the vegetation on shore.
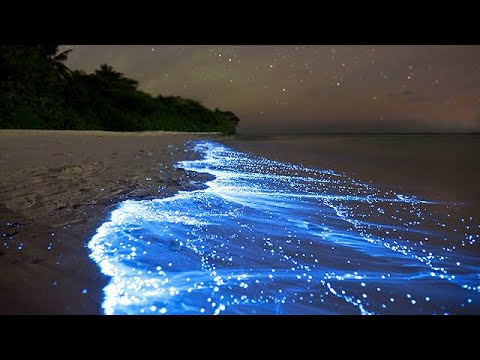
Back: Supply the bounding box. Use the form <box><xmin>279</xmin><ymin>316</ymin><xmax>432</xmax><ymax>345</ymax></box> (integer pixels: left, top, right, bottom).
<box><xmin>0</xmin><ymin>45</ymin><xmax>240</xmax><ymax>134</ymax></box>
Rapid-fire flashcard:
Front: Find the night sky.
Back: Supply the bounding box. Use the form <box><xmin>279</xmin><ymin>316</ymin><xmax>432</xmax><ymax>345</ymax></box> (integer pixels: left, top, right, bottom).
<box><xmin>61</xmin><ymin>45</ymin><xmax>480</xmax><ymax>134</ymax></box>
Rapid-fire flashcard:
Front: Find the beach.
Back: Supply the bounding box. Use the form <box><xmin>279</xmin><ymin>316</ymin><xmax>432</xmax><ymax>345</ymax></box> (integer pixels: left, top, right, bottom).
<box><xmin>85</xmin><ymin>136</ymin><xmax>480</xmax><ymax>314</ymax></box>
<box><xmin>1</xmin><ymin>131</ymin><xmax>479</xmax><ymax>315</ymax></box>
<box><xmin>0</xmin><ymin>130</ymin><xmax>221</xmax><ymax>314</ymax></box>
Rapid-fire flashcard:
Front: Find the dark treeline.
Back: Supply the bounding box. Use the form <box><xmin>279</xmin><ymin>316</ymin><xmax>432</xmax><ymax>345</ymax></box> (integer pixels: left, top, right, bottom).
<box><xmin>0</xmin><ymin>45</ymin><xmax>240</xmax><ymax>134</ymax></box>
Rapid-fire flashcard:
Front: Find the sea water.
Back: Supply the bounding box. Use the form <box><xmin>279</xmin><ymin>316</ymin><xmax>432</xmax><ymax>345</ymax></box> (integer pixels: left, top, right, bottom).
<box><xmin>88</xmin><ymin>140</ymin><xmax>480</xmax><ymax>314</ymax></box>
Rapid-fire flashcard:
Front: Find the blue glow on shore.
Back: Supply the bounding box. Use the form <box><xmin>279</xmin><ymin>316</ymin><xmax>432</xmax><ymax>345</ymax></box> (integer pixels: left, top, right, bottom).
<box><xmin>88</xmin><ymin>141</ymin><xmax>480</xmax><ymax>315</ymax></box>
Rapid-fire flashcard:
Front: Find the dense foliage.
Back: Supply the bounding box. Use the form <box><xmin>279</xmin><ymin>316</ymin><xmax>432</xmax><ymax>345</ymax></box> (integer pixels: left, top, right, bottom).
<box><xmin>0</xmin><ymin>45</ymin><xmax>239</xmax><ymax>134</ymax></box>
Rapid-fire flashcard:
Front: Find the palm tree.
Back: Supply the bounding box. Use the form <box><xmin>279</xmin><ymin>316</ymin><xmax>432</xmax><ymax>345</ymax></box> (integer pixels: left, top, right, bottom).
<box><xmin>38</xmin><ymin>45</ymin><xmax>73</xmax><ymax>80</ymax></box>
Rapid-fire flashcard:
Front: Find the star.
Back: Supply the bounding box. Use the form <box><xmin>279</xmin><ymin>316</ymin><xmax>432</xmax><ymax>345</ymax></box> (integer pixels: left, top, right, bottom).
<box><xmin>61</xmin><ymin>45</ymin><xmax>480</xmax><ymax>133</ymax></box>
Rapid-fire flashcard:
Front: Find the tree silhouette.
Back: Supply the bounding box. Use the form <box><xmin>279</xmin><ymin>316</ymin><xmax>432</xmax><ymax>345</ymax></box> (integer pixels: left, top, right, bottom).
<box><xmin>38</xmin><ymin>45</ymin><xmax>73</xmax><ymax>80</ymax></box>
<box><xmin>95</xmin><ymin>64</ymin><xmax>139</xmax><ymax>90</ymax></box>
<box><xmin>0</xmin><ymin>45</ymin><xmax>240</xmax><ymax>134</ymax></box>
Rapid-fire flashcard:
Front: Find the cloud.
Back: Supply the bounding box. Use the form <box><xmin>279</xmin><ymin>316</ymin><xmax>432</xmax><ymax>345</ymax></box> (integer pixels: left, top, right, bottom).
<box><xmin>386</xmin><ymin>90</ymin><xmax>415</xmax><ymax>97</ymax></box>
<box><xmin>386</xmin><ymin>89</ymin><xmax>430</xmax><ymax>103</ymax></box>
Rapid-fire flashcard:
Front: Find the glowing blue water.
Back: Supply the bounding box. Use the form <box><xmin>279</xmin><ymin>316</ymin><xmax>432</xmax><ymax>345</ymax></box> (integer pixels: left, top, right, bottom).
<box><xmin>88</xmin><ymin>141</ymin><xmax>480</xmax><ymax>315</ymax></box>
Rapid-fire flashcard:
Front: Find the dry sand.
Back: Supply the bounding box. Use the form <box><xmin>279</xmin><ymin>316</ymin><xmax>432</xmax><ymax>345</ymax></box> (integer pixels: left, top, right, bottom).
<box><xmin>0</xmin><ymin>130</ymin><xmax>221</xmax><ymax>314</ymax></box>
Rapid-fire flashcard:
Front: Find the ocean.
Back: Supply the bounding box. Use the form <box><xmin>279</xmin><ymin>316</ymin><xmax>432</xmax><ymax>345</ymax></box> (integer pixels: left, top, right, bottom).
<box><xmin>88</xmin><ymin>134</ymin><xmax>480</xmax><ymax>315</ymax></box>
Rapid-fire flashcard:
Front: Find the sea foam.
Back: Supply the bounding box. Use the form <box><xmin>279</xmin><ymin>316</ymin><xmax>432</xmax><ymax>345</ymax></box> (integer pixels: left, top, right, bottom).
<box><xmin>88</xmin><ymin>141</ymin><xmax>480</xmax><ymax>314</ymax></box>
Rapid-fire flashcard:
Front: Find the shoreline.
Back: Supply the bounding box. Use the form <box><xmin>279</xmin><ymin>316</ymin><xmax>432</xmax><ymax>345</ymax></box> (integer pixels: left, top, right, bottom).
<box><xmin>0</xmin><ymin>129</ymin><xmax>224</xmax><ymax>136</ymax></box>
<box><xmin>0</xmin><ymin>130</ymin><xmax>219</xmax><ymax>314</ymax></box>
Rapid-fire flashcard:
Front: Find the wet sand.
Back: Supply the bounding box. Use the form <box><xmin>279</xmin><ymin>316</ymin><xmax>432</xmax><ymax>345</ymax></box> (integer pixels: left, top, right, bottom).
<box><xmin>3</xmin><ymin>131</ymin><xmax>478</xmax><ymax>314</ymax></box>
<box><xmin>0</xmin><ymin>130</ymin><xmax>221</xmax><ymax>314</ymax></box>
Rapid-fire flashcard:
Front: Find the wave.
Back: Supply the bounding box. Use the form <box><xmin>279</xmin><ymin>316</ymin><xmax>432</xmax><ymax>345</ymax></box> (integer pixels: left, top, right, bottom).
<box><xmin>88</xmin><ymin>141</ymin><xmax>480</xmax><ymax>314</ymax></box>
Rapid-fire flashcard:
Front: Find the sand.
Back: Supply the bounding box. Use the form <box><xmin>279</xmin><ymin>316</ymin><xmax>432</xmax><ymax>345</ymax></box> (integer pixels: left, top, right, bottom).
<box><xmin>0</xmin><ymin>130</ymin><xmax>221</xmax><ymax>314</ymax></box>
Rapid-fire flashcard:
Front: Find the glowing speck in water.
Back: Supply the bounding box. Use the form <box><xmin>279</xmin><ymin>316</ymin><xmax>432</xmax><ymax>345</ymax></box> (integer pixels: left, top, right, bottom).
<box><xmin>87</xmin><ymin>141</ymin><xmax>480</xmax><ymax>315</ymax></box>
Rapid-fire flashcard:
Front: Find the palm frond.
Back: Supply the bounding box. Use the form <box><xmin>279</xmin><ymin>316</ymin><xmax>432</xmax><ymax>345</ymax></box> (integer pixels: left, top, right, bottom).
<box><xmin>54</xmin><ymin>49</ymin><xmax>73</xmax><ymax>62</ymax></box>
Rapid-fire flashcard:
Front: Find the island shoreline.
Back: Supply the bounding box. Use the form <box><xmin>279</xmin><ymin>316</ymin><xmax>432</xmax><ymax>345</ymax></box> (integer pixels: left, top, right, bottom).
<box><xmin>0</xmin><ymin>130</ymin><xmax>221</xmax><ymax>314</ymax></box>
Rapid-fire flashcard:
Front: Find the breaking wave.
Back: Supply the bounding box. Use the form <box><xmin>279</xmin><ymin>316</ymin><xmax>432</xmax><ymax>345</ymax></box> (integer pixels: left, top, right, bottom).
<box><xmin>88</xmin><ymin>141</ymin><xmax>480</xmax><ymax>314</ymax></box>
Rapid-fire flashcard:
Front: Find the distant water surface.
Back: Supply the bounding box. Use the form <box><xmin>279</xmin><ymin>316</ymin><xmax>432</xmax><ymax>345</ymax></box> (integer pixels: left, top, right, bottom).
<box><xmin>225</xmin><ymin>134</ymin><xmax>480</xmax><ymax>218</ymax></box>
<box><xmin>89</xmin><ymin>135</ymin><xmax>480</xmax><ymax>314</ymax></box>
